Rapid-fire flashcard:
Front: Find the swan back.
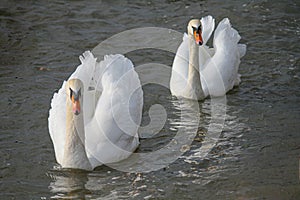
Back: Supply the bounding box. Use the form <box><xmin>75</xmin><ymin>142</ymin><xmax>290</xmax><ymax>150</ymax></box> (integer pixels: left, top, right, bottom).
<box><xmin>85</xmin><ymin>54</ymin><xmax>143</xmax><ymax>167</ymax></box>
<box><xmin>202</xmin><ymin>18</ymin><xmax>246</xmax><ymax>95</ymax></box>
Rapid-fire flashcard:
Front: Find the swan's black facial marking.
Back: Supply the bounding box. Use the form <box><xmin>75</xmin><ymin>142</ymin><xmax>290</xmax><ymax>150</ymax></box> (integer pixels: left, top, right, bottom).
<box><xmin>69</xmin><ymin>88</ymin><xmax>73</xmax><ymax>100</ymax></box>
<box><xmin>192</xmin><ymin>24</ymin><xmax>202</xmax><ymax>34</ymax></box>
<box><xmin>75</xmin><ymin>89</ymin><xmax>81</xmax><ymax>101</ymax></box>
<box><xmin>192</xmin><ymin>24</ymin><xmax>203</xmax><ymax>46</ymax></box>
<box><xmin>69</xmin><ymin>87</ymin><xmax>81</xmax><ymax>115</ymax></box>
<box><xmin>69</xmin><ymin>88</ymin><xmax>81</xmax><ymax>101</ymax></box>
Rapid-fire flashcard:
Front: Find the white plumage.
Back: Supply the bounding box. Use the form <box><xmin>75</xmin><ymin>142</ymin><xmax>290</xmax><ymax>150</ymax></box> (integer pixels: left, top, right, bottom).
<box><xmin>170</xmin><ymin>15</ymin><xmax>246</xmax><ymax>99</ymax></box>
<box><xmin>48</xmin><ymin>51</ymin><xmax>143</xmax><ymax>170</ymax></box>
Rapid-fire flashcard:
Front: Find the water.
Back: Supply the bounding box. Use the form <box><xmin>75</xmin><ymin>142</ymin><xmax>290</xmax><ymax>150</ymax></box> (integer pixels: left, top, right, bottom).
<box><xmin>1</xmin><ymin>0</ymin><xmax>299</xmax><ymax>199</ymax></box>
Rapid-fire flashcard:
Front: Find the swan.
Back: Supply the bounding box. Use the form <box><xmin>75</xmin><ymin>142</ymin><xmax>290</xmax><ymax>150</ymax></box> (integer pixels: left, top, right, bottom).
<box><xmin>48</xmin><ymin>51</ymin><xmax>143</xmax><ymax>170</ymax></box>
<box><xmin>170</xmin><ymin>15</ymin><xmax>246</xmax><ymax>100</ymax></box>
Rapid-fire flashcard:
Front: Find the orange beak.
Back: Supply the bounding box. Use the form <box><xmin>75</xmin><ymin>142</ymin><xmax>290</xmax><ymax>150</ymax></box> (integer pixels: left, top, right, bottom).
<box><xmin>193</xmin><ymin>30</ymin><xmax>203</xmax><ymax>45</ymax></box>
<box><xmin>72</xmin><ymin>95</ymin><xmax>81</xmax><ymax>115</ymax></box>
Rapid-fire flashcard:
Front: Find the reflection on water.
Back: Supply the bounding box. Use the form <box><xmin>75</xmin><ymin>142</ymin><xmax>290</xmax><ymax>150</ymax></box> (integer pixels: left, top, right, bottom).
<box><xmin>48</xmin><ymin>167</ymin><xmax>156</xmax><ymax>199</ymax></box>
<box><xmin>108</xmin><ymin>96</ymin><xmax>201</xmax><ymax>172</ymax></box>
<box><xmin>49</xmin><ymin>170</ymin><xmax>89</xmax><ymax>199</ymax></box>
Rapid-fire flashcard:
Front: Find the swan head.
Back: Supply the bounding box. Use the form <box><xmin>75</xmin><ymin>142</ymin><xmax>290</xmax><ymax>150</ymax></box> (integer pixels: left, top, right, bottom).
<box><xmin>187</xmin><ymin>19</ymin><xmax>203</xmax><ymax>46</ymax></box>
<box><xmin>67</xmin><ymin>79</ymin><xmax>83</xmax><ymax>116</ymax></box>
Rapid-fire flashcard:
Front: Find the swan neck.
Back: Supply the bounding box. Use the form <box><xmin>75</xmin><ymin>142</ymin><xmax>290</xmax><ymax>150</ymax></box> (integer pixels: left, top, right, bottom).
<box><xmin>188</xmin><ymin>35</ymin><xmax>204</xmax><ymax>99</ymax></box>
<box><xmin>63</xmin><ymin>102</ymin><xmax>92</xmax><ymax>170</ymax></box>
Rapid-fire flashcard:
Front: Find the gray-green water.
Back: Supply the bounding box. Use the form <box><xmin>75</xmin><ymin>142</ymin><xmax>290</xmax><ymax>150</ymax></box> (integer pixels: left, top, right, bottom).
<box><xmin>1</xmin><ymin>0</ymin><xmax>299</xmax><ymax>199</ymax></box>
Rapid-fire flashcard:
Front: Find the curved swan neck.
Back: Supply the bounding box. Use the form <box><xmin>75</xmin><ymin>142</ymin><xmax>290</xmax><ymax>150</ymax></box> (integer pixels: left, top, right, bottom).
<box><xmin>63</xmin><ymin>97</ymin><xmax>92</xmax><ymax>170</ymax></box>
<box><xmin>187</xmin><ymin>35</ymin><xmax>204</xmax><ymax>100</ymax></box>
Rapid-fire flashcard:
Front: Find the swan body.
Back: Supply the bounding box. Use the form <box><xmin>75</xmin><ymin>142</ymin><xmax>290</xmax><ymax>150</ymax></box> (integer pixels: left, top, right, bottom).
<box><xmin>170</xmin><ymin>15</ymin><xmax>246</xmax><ymax>100</ymax></box>
<box><xmin>48</xmin><ymin>51</ymin><xmax>143</xmax><ymax>170</ymax></box>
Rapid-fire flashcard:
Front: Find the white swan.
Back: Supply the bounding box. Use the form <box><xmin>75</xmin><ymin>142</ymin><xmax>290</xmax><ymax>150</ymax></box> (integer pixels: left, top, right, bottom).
<box><xmin>170</xmin><ymin>15</ymin><xmax>246</xmax><ymax>100</ymax></box>
<box><xmin>48</xmin><ymin>51</ymin><xmax>143</xmax><ymax>170</ymax></box>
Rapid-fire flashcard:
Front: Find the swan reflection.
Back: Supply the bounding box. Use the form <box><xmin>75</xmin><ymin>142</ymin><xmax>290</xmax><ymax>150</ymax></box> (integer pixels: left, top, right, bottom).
<box><xmin>48</xmin><ymin>169</ymin><xmax>89</xmax><ymax>199</ymax></box>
